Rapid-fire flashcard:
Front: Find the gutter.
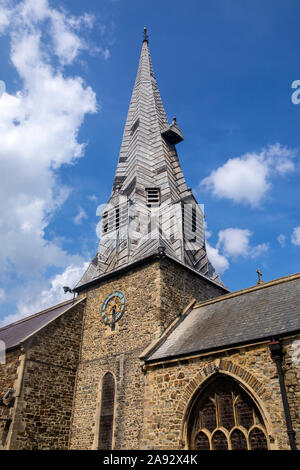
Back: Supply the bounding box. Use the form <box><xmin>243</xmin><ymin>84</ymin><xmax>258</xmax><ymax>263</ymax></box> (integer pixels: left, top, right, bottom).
<box><xmin>143</xmin><ymin>329</ymin><xmax>300</xmax><ymax>366</ymax></box>
<box><xmin>268</xmin><ymin>339</ymin><xmax>297</xmax><ymax>450</ymax></box>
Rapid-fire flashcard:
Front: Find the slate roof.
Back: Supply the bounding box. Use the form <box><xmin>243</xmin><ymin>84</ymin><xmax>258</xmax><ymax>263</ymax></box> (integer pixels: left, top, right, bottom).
<box><xmin>0</xmin><ymin>298</ymin><xmax>85</xmax><ymax>350</ymax></box>
<box><xmin>145</xmin><ymin>273</ymin><xmax>300</xmax><ymax>362</ymax></box>
<box><xmin>76</xmin><ymin>34</ymin><xmax>224</xmax><ymax>291</ymax></box>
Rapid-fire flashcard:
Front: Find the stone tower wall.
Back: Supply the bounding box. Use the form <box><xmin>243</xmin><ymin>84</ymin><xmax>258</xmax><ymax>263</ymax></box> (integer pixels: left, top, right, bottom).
<box><xmin>69</xmin><ymin>257</ymin><xmax>226</xmax><ymax>449</ymax></box>
<box><xmin>0</xmin><ymin>348</ymin><xmax>21</xmax><ymax>449</ymax></box>
<box><xmin>6</xmin><ymin>301</ymin><xmax>84</xmax><ymax>450</ymax></box>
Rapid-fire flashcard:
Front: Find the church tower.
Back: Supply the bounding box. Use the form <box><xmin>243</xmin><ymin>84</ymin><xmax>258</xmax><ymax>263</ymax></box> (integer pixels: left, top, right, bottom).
<box><xmin>69</xmin><ymin>30</ymin><xmax>228</xmax><ymax>450</ymax></box>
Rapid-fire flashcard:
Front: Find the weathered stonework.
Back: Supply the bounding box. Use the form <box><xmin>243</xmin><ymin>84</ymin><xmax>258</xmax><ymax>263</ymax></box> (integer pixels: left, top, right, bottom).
<box><xmin>159</xmin><ymin>258</ymin><xmax>226</xmax><ymax>330</ymax></box>
<box><xmin>0</xmin><ymin>348</ymin><xmax>21</xmax><ymax>449</ymax></box>
<box><xmin>282</xmin><ymin>336</ymin><xmax>300</xmax><ymax>446</ymax></box>
<box><xmin>1</xmin><ymin>33</ymin><xmax>299</xmax><ymax>453</ymax></box>
<box><xmin>140</xmin><ymin>337</ymin><xmax>300</xmax><ymax>450</ymax></box>
<box><xmin>69</xmin><ymin>257</ymin><xmax>226</xmax><ymax>449</ymax></box>
<box><xmin>0</xmin><ymin>301</ymin><xmax>85</xmax><ymax>450</ymax></box>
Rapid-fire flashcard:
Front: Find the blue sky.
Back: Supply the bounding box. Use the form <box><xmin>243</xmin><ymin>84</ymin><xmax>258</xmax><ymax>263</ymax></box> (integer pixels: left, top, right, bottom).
<box><xmin>0</xmin><ymin>0</ymin><xmax>299</xmax><ymax>325</ymax></box>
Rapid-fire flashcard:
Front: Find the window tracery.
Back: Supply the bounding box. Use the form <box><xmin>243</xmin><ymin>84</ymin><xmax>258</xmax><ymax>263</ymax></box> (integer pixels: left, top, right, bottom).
<box><xmin>188</xmin><ymin>375</ymin><xmax>269</xmax><ymax>450</ymax></box>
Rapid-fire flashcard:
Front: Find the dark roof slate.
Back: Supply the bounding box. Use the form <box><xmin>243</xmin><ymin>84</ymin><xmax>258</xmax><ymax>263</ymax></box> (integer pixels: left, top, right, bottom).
<box><xmin>146</xmin><ymin>274</ymin><xmax>300</xmax><ymax>362</ymax></box>
<box><xmin>0</xmin><ymin>298</ymin><xmax>85</xmax><ymax>350</ymax></box>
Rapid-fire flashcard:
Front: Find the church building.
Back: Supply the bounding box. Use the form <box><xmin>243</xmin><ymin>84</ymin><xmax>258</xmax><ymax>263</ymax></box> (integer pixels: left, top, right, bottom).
<box><xmin>0</xmin><ymin>31</ymin><xmax>300</xmax><ymax>451</ymax></box>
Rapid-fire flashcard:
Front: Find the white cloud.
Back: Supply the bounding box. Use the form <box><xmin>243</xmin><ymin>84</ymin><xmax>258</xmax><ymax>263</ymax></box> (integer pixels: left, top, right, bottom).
<box><xmin>201</xmin><ymin>144</ymin><xmax>297</xmax><ymax>207</ymax></box>
<box><xmin>73</xmin><ymin>207</ymin><xmax>88</xmax><ymax>225</ymax></box>
<box><xmin>206</xmin><ymin>226</ymin><xmax>268</xmax><ymax>277</ymax></box>
<box><xmin>291</xmin><ymin>227</ymin><xmax>300</xmax><ymax>246</ymax></box>
<box><xmin>49</xmin><ymin>8</ymin><xmax>94</xmax><ymax>65</ymax></box>
<box><xmin>217</xmin><ymin>228</ymin><xmax>269</xmax><ymax>259</ymax></box>
<box><xmin>0</xmin><ymin>0</ymin><xmax>97</xmax><ymax>277</ymax></box>
<box><xmin>88</xmin><ymin>194</ymin><xmax>98</xmax><ymax>203</ymax></box>
<box><xmin>0</xmin><ymin>1</ymin><xmax>11</xmax><ymax>33</ymax></box>
<box><xmin>102</xmin><ymin>48</ymin><xmax>110</xmax><ymax>60</ymax></box>
<box><xmin>0</xmin><ymin>0</ymin><xmax>110</xmax><ymax>325</ymax></box>
<box><xmin>277</xmin><ymin>234</ymin><xmax>286</xmax><ymax>248</ymax></box>
<box><xmin>0</xmin><ymin>288</ymin><xmax>5</xmax><ymax>301</ymax></box>
<box><xmin>205</xmin><ymin>222</ymin><xmax>229</xmax><ymax>274</ymax></box>
<box><xmin>204</xmin><ymin>220</ymin><xmax>212</xmax><ymax>240</ymax></box>
<box><xmin>206</xmin><ymin>242</ymin><xmax>229</xmax><ymax>274</ymax></box>
<box><xmin>0</xmin><ymin>262</ymin><xmax>89</xmax><ymax>326</ymax></box>
<box><xmin>90</xmin><ymin>45</ymin><xmax>111</xmax><ymax>60</ymax></box>
<box><xmin>17</xmin><ymin>262</ymin><xmax>89</xmax><ymax>317</ymax></box>
<box><xmin>217</xmin><ymin>228</ymin><xmax>252</xmax><ymax>257</ymax></box>
<box><xmin>250</xmin><ymin>242</ymin><xmax>269</xmax><ymax>258</ymax></box>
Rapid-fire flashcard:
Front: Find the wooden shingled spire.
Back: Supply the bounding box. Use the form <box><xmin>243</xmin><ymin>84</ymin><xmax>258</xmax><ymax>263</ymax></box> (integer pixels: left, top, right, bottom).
<box><xmin>75</xmin><ymin>32</ymin><xmax>225</xmax><ymax>290</ymax></box>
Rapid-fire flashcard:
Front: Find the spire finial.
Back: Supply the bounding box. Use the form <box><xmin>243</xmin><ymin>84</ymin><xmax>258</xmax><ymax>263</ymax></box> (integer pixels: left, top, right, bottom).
<box><xmin>143</xmin><ymin>27</ymin><xmax>149</xmax><ymax>42</ymax></box>
<box><xmin>256</xmin><ymin>268</ymin><xmax>263</xmax><ymax>285</ymax></box>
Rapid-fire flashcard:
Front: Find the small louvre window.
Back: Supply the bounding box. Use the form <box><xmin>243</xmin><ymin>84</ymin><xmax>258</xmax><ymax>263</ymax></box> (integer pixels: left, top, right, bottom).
<box><xmin>115</xmin><ymin>207</ymin><xmax>120</xmax><ymax>230</ymax></box>
<box><xmin>130</xmin><ymin>119</ymin><xmax>140</xmax><ymax>136</ymax></box>
<box><xmin>101</xmin><ymin>202</ymin><xmax>128</xmax><ymax>235</ymax></box>
<box><xmin>182</xmin><ymin>203</ymin><xmax>197</xmax><ymax>242</ymax></box>
<box><xmin>103</xmin><ymin>211</ymin><xmax>108</xmax><ymax>233</ymax></box>
<box><xmin>192</xmin><ymin>206</ymin><xmax>197</xmax><ymax>233</ymax></box>
<box><xmin>146</xmin><ymin>188</ymin><xmax>160</xmax><ymax>207</ymax></box>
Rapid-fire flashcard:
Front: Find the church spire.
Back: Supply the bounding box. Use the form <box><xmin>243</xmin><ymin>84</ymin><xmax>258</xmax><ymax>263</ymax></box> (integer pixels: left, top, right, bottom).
<box><xmin>75</xmin><ymin>32</ymin><xmax>225</xmax><ymax>290</ymax></box>
<box><xmin>112</xmin><ymin>30</ymin><xmax>188</xmax><ymax>204</ymax></box>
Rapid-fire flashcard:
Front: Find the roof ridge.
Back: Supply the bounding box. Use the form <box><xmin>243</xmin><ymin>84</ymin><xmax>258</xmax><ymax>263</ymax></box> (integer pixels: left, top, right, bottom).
<box><xmin>0</xmin><ymin>297</ymin><xmax>77</xmax><ymax>332</ymax></box>
<box><xmin>145</xmin><ymin>272</ymin><xmax>300</xmax><ymax>364</ymax></box>
<box><xmin>194</xmin><ymin>271</ymin><xmax>300</xmax><ymax>309</ymax></box>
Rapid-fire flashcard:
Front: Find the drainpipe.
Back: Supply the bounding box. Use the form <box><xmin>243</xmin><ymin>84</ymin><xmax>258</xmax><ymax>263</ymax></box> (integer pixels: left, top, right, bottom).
<box><xmin>268</xmin><ymin>339</ymin><xmax>297</xmax><ymax>450</ymax></box>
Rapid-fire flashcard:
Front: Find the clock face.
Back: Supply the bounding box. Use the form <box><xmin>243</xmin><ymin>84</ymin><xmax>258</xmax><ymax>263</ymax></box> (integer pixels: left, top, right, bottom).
<box><xmin>101</xmin><ymin>291</ymin><xmax>126</xmax><ymax>330</ymax></box>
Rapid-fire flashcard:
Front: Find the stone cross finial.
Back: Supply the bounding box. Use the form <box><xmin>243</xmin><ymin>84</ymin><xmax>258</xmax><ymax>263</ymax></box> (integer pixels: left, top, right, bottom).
<box><xmin>256</xmin><ymin>268</ymin><xmax>263</xmax><ymax>285</ymax></box>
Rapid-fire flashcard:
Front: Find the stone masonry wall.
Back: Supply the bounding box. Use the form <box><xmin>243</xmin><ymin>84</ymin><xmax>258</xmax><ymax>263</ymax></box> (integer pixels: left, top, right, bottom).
<box><xmin>0</xmin><ymin>348</ymin><xmax>21</xmax><ymax>448</ymax></box>
<box><xmin>282</xmin><ymin>336</ymin><xmax>300</xmax><ymax>446</ymax></box>
<box><xmin>70</xmin><ymin>257</ymin><xmax>226</xmax><ymax>449</ymax></box>
<box><xmin>159</xmin><ymin>257</ymin><xmax>227</xmax><ymax>330</ymax></box>
<box><xmin>141</xmin><ymin>337</ymin><xmax>300</xmax><ymax>450</ymax></box>
<box><xmin>9</xmin><ymin>301</ymin><xmax>85</xmax><ymax>450</ymax></box>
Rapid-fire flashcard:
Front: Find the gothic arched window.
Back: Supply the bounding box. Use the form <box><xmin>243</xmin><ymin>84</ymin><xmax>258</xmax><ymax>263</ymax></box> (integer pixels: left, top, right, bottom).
<box><xmin>187</xmin><ymin>375</ymin><xmax>269</xmax><ymax>450</ymax></box>
<box><xmin>98</xmin><ymin>373</ymin><xmax>115</xmax><ymax>450</ymax></box>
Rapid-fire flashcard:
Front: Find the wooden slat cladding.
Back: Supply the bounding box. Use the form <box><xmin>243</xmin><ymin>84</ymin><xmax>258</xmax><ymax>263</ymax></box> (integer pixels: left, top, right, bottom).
<box><xmin>130</xmin><ymin>118</ymin><xmax>140</xmax><ymax>135</ymax></box>
<box><xmin>75</xmin><ymin>38</ymin><xmax>225</xmax><ymax>291</ymax></box>
<box><xmin>98</xmin><ymin>373</ymin><xmax>115</xmax><ymax>450</ymax></box>
<box><xmin>123</xmin><ymin>177</ymin><xmax>136</xmax><ymax>196</ymax></box>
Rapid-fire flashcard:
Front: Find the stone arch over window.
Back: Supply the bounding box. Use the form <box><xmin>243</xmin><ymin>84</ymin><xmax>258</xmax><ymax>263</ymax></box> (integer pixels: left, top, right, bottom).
<box><xmin>98</xmin><ymin>372</ymin><xmax>116</xmax><ymax>450</ymax></box>
<box><xmin>176</xmin><ymin>360</ymin><xmax>274</xmax><ymax>448</ymax></box>
<box><xmin>186</xmin><ymin>374</ymin><xmax>269</xmax><ymax>450</ymax></box>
